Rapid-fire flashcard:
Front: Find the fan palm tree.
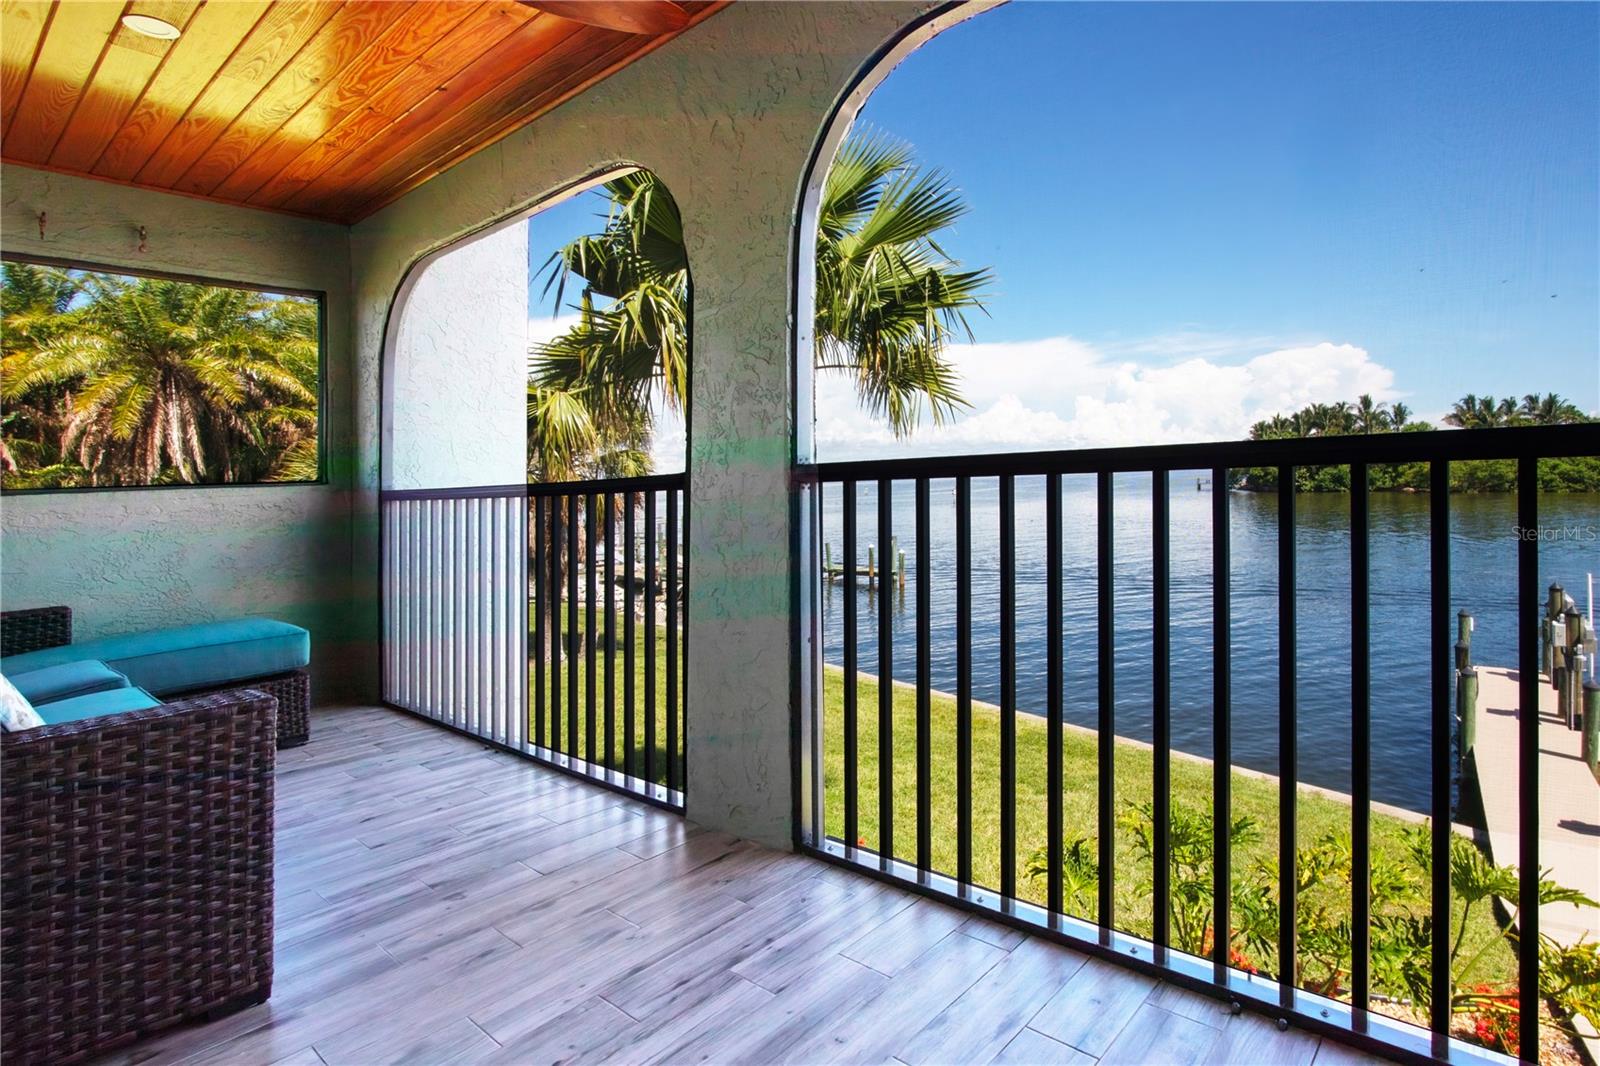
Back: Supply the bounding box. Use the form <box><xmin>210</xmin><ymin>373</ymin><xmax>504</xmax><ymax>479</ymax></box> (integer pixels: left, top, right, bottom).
<box><xmin>529</xmin><ymin>130</ymin><xmax>993</xmax><ymax>477</ymax></box>
<box><xmin>2</xmin><ymin>273</ymin><xmax>318</xmax><ymax>486</ymax></box>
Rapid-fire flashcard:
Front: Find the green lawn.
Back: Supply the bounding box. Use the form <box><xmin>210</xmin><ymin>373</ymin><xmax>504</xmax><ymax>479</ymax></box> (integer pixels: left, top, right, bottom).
<box><xmin>820</xmin><ymin>664</ymin><xmax>1517</xmax><ymax>997</ymax></box>
<box><xmin>528</xmin><ymin>605</ymin><xmax>681</xmax><ymax>788</ymax></box>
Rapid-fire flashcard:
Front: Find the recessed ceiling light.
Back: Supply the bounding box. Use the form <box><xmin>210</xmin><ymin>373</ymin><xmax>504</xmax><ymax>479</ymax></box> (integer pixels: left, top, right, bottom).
<box><xmin>120</xmin><ymin>13</ymin><xmax>181</xmax><ymax>40</ymax></box>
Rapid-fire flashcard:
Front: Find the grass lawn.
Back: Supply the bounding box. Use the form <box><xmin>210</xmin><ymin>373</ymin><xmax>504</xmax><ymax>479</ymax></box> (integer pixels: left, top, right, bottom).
<box><xmin>820</xmin><ymin>663</ymin><xmax>1518</xmax><ymax>999</ymax></box>
<box><xmin>527</xmin><ymin>604</ymin><xmax>682</xmax><ymax>788</ymax></box>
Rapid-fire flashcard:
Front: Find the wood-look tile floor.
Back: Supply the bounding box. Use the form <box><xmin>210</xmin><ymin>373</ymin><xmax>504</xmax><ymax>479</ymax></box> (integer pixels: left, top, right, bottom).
<box><xmin>102</xmin><ymin>706</ymin><xmax>1389</xmax><ymax>1066</ymax></box>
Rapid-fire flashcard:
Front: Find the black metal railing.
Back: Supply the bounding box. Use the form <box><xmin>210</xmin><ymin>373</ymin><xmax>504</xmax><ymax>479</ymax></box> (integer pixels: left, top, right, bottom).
<box><xmin>795</xmin><ymin>423</ymin><xmax>1597</xmax><ymax>1064</ymax></box>
<box><xmin>381</xmin><ymin>473</ymin><xmax>687</xmax><ymax>809</ymax></box>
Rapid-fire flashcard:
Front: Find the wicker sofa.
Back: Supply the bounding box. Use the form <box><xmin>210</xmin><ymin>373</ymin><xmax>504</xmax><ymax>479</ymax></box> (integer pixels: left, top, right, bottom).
<box><xmin>0</xmin><ymin>687</ymin><xmax>277</xmax><ymax>1065</ymax></box>
<box><xmin>1</xmin><ymin>605</ymin><xmax>310</xmax><ymax>748</ymax></box>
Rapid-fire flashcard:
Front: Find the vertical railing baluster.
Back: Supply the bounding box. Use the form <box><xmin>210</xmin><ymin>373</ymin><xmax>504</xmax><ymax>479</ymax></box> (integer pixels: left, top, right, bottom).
<box><xmin>454</xmin><ymin>498</ymin><xmax>466</xmax><ymax>727</ymax></box>
<box><xmin>1097</xmin><ymin>471</ymin><xmax>1115</xmax><ymax>934</ymax></box>
<box><xmin>878</xmin><ymin>477</ymin><xmax>894</xmax><ymax>866</ymax></box>
<box><xmin>1429</xmin><ymin>459</ymin><xmax>1451</xmax><ymax>1043</ymax></box>
<box><xmin>645</xmin><ymin>489</ymin><xmax>658</xmax><ymax>786</ymax></box>
<box><xmin>550</xmin><ymin>494</ymin><xmax>562</xmax><ymax>754</ymax></box>
<box><xmin>667</xmin><ymin>487</ymin><xmax>680</xmax><ymax>794</ymax></box>
<box><xmin>445</xmin><ymin>499</ymin><xmax>458</xmax><ymax>724</ymax></box>
<box><xmin>916</xmin><ymin>477</ymin><xmax>932</xmax><ymax>874</ymax></box>
<box><xmin>1350</xmin><ymin>463</ymin><xmax>1371</xmax><ymax>1014</ymax></box>
<box><xmin>587</xmin><ymin>491</ymin><xmax>599</xmax><ymax>765</ymax></box>
<box><xmin>625</xmin><ymin>492</ymin><xmax>637</xmax><ymax>778</ymax></box>
<box><xmin>1000</xmin><ymin>474</ymin><xmax>1017</xmax><ymax>900</ymax></box>
<box><xmin>1517</xmin><ymin>455</ymin><xmax>1540</xmax><ymax>1055</ymax></box>
<box><xmin>517</xmin><ymin>493</ymin><xmax>529</xmax><ymax>752</ymax></box>
<box><xmin>1278</xmin><ymin>465</ymin><xmax>1297</xmax><ymax>999</ymax></box>
<box><xmin>1047</xmin><ymin>473</ymin><xmax>1064</xmax><ymax>916</ymax></box>
<box><xmin>490</xmin><ymin>498</ymin><xmax>503</xmax><ymax>744</ymax></box>
<box><xmin>604</xmin><ymin>491</ymin><xmax>616</xmax><ymax>770</ymax></box>
<box><xmin>426</xmin><ymin>499</ymin><xmax>438</xmax><ymax>716</ymax></box>
<box><xmin>956</xmin><ymin>475</ymin><xmax>973</xmax><ymax>888</ymax></box>
<box><xmin>843</xmin><ymin>481</ymin><xmax>859</xmax><ymax>849</ymax></box>
<box><xmin>1153</xmin><ymin>469</ymin><xmax>1171</xmax><ymax>951</ymax></box>
<box><xmin>568</xmin><ymin>493</ymin><xmax>580</xmax><ymax>757</ymax></box>
<box><xmin>467</xmin><ymin>498</ymin><xmax>479</xmax><ymax>735</ymax></box>
<box><xmin>533</xmin><ymin>496</ymin><xmax>546</xmax><ymax>749</ymax></box>
<box><xmin>411</xmin><ymin>500</ymin><xmax>420</xmax><ymax>709</ymax></box>
<box><xmin>1213</xmin><ymin>468</ymin><xmax>1232</xmax><ymax>982</ymax></box>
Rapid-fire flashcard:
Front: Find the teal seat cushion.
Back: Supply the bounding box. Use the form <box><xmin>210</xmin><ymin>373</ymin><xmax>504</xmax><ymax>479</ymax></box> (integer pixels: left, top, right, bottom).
<box><xmin>8</xmin><ymin>659</ymin><xmax>131</xmax><ymax>705</ymax></box>
<box><xmin>0</xmin><ymin>618</ymin><xmax>309</xmax><ymax>697</ymax></box>
<box><xmin>34</xmin><ymin>686</ymin><xmax>162</xmax><ymax>726</ymax></box>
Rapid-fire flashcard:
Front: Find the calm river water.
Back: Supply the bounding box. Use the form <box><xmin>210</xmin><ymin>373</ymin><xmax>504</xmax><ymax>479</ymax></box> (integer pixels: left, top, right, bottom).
<box><xmin>818</xmin><ymin>476</ymin><xmax>1598</xmax><ymax>812</ymax></box>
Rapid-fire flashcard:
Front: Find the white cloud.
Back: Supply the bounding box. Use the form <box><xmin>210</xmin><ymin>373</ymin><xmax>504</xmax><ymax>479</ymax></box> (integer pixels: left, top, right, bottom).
<box><xmin>814</xmin><ymin>335</ymin><xmax>1401</xmax><ymax>459</ymax></box>
<box><xmin>527</xmin><ymin>313</ymin><xmax>580</xmax><ymax>349</ymax></box>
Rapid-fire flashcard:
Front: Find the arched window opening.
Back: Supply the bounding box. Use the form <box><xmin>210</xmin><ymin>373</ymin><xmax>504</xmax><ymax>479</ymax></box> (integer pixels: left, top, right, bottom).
<box><xmin>794</xmin><ymin>5</ymin><xmax>1598</xmax><ymax>1061</ymax></box>
<box><xmin>382</xmin><ymin>170</ymin><xmax>689</xmax><ymax>810</ymax></box>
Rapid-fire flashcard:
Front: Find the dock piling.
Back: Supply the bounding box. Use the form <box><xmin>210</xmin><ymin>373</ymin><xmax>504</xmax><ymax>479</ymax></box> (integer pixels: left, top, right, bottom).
<box><xmin>1457</xmin><ymin>667</ymin><xmax>1479</xmax><ymax>762</ymax></box>
<box><xmin>1583</xmin><ymin>681</ymin><xmax>1599</xmax><ymax>779</ymax></box>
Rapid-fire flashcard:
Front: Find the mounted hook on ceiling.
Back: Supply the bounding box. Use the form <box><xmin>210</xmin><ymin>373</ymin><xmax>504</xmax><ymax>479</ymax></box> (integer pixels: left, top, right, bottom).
<box><xmin>137</xmin><ymin>226</ymin><xmax>148</xmax><ymax>254</ymax></box>
<box><xmin>37</xmin><ymin>211</ymin><xmax>46</xmax><ymax>240</ymax></box>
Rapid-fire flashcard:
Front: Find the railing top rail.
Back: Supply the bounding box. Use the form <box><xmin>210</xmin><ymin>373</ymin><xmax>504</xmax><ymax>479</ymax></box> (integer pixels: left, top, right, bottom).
<box><xmin>803</xmin><ymin>423</ymin><xmax>1597</xmax><ymax>482</ymax></box>
<box><xmin>381</xmin><ymin>472</ymin><xmax>686</xmax><ymax>501</ymax></box>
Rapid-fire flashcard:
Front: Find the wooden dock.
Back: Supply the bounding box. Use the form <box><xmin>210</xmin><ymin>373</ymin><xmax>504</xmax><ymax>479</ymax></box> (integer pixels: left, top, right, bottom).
<box><xmin>1468</xmin><ymin>666</ymin><xmax>1599</xmax><ymax>946</ymax></box>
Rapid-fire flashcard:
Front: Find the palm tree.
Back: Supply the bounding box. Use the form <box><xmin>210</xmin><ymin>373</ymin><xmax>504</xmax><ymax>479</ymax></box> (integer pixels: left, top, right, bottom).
<box><xmin>529</xmin><ymin>130</ymin><xmax>993</xmax><ymax>476</ymax></box>
<box><xmin>1446</xmin><ymin>394</ymin><xmax>1505</xmax><ymax>429</ymax></box>
<box><xmin>2</xmin><ymin>273</ymin><xmax>318</xmax><ymax>486</ymax></box>
<box><xmin>1389</xmin><ymin>402</ymin><xmax>1411</xmax><ymax>430</ymax></box>
<box><xmin>1</xmin><ymin>262</ymin><xmax>85</xmax><ymax>484</ymax></box>
<box><xmin>1353</xmin><ymin>393</ymin><xmax>1388</xmax><ymax>434</ymax></box>
<box><xmin>1517</xmin><ymin>392</ymin><xmax>1587</xmax><ymax>425</ymax></box>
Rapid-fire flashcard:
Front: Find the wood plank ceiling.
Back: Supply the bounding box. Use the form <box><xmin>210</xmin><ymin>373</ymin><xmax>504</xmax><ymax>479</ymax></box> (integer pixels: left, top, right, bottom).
<box><xmin>0</xmin><ymin>0</ymin><xmax>725</xmax><ymax>223</ymax></box>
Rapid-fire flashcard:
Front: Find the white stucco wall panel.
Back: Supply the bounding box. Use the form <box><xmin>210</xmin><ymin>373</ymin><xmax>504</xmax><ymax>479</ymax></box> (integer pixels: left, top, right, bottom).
<box><xmin>349</xmin><ymin>2</ymin><xmax>943</xmax><ymax>847</ymax></box>
<box><xmin>388</xmin><ymin>222</ymin><xmax>528</xmax><ymax>490</ymax></box>
<box><xmin>0</xmin><ymin>167</ymin><xmax>358</xmax><ymax>700</ymax></box>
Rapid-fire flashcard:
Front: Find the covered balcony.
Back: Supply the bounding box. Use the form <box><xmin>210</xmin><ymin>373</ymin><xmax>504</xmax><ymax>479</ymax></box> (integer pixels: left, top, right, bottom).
<box><xmin>2</xmin><ymin>3</ymin><xmax>1596</xmax><ymax>1065</ymax></box>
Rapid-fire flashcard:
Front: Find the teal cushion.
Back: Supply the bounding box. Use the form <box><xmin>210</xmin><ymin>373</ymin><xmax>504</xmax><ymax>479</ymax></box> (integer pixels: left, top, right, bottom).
<box><xmin>8</xmin><ymin>659</ymin><xmax>131</xmax><ymax>705</ymax></box>
<box><xmin>34</xmin><ymin>686</ymin><xmax>162</xmax><ymax>726</ymax></box>
<box><xmin>0</xmin><ymin>618</ymin><xmax>309</xmax><ymax>697</ymax></box>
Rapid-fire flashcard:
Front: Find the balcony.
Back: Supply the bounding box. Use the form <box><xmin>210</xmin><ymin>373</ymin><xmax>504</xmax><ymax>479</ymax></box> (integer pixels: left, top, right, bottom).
<box><xmin>1</xmin><ymin>2</ymin><xmax>1595</xmax><ymax>1064</ymax></box>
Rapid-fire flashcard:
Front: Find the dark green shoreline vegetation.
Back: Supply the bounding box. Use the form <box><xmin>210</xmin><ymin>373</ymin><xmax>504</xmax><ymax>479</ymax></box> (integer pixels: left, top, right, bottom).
<box><xmin>1235</xmin><ymin>393</ymin><xmax>1599</xmax><ymax>493</ymax></box>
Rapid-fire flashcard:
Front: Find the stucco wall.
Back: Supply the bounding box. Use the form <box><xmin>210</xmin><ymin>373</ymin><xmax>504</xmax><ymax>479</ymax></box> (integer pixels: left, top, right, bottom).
<box><xmin>387</xmin><ymin>222</ymin><xmax>528</xmax><ymax>490</ymax></box>
<box><xmin>348</xmin><ymin>2</ymin><xmax>944</xmax><ymax>847</ymax></box>
<box><xmin>0</xmin><ymin>167</ymin><xmax>358</xmax><ymax>700</ymax></box>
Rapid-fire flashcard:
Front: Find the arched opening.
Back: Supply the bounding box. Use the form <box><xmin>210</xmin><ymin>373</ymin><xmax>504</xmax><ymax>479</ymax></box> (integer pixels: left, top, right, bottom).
<box><xmin>793</xmin><ymin>3</ymin><xmax>1600</xmax><ymax>1060</ymax></box>
<box><xmin>381</xmin><ymin>169</ymin><xmax>690</xmax><ymax>808</ymax></box>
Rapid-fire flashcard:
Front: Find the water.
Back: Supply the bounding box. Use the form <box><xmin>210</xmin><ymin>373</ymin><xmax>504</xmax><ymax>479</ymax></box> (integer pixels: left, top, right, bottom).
<box><xmin>819</xmin><ymin>476</ymin><xmax>1598</xmax><ymax>812</ymax></box>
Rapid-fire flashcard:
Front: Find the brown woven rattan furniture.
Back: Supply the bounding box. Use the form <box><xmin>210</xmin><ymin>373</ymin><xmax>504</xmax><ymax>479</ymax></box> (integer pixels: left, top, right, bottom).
<box><xmin>1</xmin><ymin>605</ymin><xmax>310</xmax><ymax>748</ymax></box>
<box><xmin>0</xmin><ymin>688</ymin><xmax>277</xmax><ymax>1065</ymax></box>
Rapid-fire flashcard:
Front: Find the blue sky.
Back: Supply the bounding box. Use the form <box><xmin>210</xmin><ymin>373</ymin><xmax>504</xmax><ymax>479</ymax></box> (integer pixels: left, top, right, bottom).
<box><xmin>531</xmin><ymin>1</ymin><xmax>1599</xmax><ymax>462</ymax></box>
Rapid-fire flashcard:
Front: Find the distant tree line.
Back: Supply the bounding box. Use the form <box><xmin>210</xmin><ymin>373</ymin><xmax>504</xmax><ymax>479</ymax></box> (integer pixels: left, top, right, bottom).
<box><xmin>1236</xmin><ymin>392</ymin><xmax>1598</xmax><ymax>492</ymax></box>
<box><xmin>1</xmin><ymin>262</ymin><xmax>319</xmax><ymax>490</ymax></box>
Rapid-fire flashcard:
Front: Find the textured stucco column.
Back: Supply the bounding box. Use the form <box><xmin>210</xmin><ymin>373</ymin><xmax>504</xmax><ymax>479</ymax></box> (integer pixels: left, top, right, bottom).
<box><xmin>348</xmin><ymin>2</ymin><xmax>940</xmax><ymax>848</ymax></box>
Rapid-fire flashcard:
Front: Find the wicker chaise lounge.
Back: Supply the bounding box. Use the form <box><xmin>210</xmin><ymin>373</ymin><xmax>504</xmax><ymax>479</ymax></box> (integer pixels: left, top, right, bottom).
<box><xmin>0</xmin><ymin>687</ymin><xmax>277</xmax><ymax>1065</ymax></box>
<box><xmin>0</xmin><ymin>605</ymin><xmax>311</xmax><ymax>747</ymax></box>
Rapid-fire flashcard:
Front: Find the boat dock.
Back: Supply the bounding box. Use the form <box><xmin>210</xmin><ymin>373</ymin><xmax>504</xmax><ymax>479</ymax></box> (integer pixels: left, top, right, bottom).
<box><xmin>1468</xmin><ymin>665</ymin><xmax>1599</xmax><ymax>946</ymax></box>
